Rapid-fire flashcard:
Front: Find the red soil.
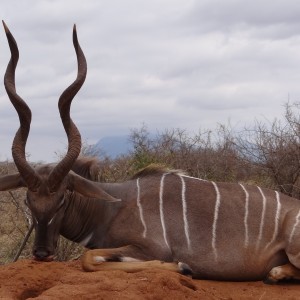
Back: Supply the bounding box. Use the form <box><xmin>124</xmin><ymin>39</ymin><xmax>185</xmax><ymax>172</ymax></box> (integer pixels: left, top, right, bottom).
<box><xmin>0</xmin><ymin>259</ymin><xmax>300</xmax><ymax>299</ymax></box>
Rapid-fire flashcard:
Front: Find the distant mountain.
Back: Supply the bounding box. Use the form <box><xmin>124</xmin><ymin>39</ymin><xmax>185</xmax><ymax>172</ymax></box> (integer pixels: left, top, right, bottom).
<box><xmin>93</xmin><ymin>136</ymin><xmax>133</xmax><ymax>158</ymax></box>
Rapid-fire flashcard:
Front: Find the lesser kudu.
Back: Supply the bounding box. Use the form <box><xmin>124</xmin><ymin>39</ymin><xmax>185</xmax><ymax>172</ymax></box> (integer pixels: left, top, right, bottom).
<box><xmin>1</xmin><ymin>22</ymin><xmax>300</xmax><ymax>283</ymax></box>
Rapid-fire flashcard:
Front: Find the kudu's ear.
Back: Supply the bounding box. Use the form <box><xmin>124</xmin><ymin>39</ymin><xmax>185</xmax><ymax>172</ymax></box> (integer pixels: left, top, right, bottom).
<box><xmin>0</xmin><ymin>173</ymin><xmax>25</xmax><ymax>191</ymax></box>
<box><xmin>67</xmin><ymin>172</ymin><xmax>121</xmax><ymax>202</ymax></box>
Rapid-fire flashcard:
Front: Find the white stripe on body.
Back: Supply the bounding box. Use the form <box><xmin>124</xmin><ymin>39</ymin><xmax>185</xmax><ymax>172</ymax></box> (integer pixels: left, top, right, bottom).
<box><xmin>256</xmin><ymin>187</ymin><xmax>267</xmax><ymax>251</ymax></box>
<box><xmin>159</xmin><ymin>173</ymin><xmax>170</xmax><ymax>249</ymax></box>
<box><xmin>264</xmin><ymin>191</ymin><xmax>281</xmax><ymax>250</ymax></box>
<box><xmin>211</xmin><ymin>181</ymin><xmax>221</xmax><ymax>261</ymax></box>
<box><xmin>181</xmin><ymin>174</ymin><xmax>207</xmax><ymax>182</ymax></box>
<box><xmin>179</xmin><ymin>175</ymin><xmax>191</xmax><ymax>250</ymax></box>
<box><xmin>289</xmin><ymin>209</ymin><xmax>300</xmax><ymax>244</ymax></box>
<box><xmin>239</xmin><ymin>184</ymin><xmax>250</xmax><ymax>248</ymax></box>
<box><xmin>79</xmin><ymin>232</ymin><xmax>93</xmax><ymax>247</ymax></box>
<box><xmin>136</xmin><ymin>178</ymin><xmax>147</xmax><ymax>238</ymax></box>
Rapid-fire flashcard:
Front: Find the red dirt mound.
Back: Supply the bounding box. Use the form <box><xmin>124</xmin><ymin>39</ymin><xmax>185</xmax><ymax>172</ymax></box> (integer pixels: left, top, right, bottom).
<box><xmin>1</xmin><ymin>259</ymin><xmax>300</xmax><ymax>299</ymax></box>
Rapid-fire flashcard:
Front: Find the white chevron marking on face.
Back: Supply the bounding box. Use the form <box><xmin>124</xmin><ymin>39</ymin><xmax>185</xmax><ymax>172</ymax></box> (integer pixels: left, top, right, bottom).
<box><xmin>179</xmin><ymin>175</ymin><xmax>191</xmax><ymax>250</ymax></box>
<box><xmin>211</xmin><ymin>181</ymin><xmax>221</xmax><ymax>261</ymax></box>
<box><xmin>159</xmin><ymin>173</ymin><xmax>170</xmax><ymax>249</ymax></box>
<box><xmin>136</xmin><ymin>178</ymin><xmax>147</xmax><ymax>238</ymax></box>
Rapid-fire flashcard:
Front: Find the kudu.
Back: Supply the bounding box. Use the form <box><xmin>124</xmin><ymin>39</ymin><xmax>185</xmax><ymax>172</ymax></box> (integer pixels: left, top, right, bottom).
<box><xmin>1</xmin><ymin>22</ymin><xmax>300</xmax><ymax>283</ymax></box>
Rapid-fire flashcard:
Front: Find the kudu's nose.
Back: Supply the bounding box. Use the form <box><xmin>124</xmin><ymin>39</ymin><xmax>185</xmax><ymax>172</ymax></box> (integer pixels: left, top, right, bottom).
<box><xmin>33</xmin><ymin>248</ymin><xmax>53</xmax><ymax>261</ymax></box>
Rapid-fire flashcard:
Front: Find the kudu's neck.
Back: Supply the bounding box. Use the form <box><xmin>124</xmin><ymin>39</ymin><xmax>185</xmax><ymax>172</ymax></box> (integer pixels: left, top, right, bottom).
<box><xmin>60</xmin><ymin>187</ymin><xmax>123</xmax><ymax>248</ymax></box>
<box><xmin>60</xmin><ymin>181</ymin><xmax>133</xmax><ymax>249</ymax></box>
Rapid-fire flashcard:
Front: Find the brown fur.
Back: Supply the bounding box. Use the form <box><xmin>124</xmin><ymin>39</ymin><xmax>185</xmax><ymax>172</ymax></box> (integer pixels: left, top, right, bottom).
<box><xmin>131</xmin><ymin>164</ymin><xmax>186</xmax><ymax>179</ymax></box>
<box><xmin>71</xmin><ymin>157</ymin><xmax>101</xmax><ymax>181</ymax></box>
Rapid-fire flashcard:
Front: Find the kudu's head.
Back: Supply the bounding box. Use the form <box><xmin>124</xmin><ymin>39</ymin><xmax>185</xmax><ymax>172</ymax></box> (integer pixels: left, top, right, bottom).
<box><xmin>0</xmin><ymin>22</ymin><xmax>119</xmax><ymax>261</ymax></box>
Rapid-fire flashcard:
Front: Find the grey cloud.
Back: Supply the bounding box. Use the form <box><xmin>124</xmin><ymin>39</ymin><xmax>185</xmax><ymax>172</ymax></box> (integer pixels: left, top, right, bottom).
<box><xmin>1</xmin><ymin>0</ymin><xmax>300</xmax><ymax>162</ymax></box>
<box><xmin>185</xmin><ymin>0</ymin><xmax>300</xmax><ymax>36</ymax></box>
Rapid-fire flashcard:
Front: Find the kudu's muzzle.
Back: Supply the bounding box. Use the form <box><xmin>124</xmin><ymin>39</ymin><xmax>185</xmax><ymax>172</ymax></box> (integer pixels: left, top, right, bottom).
<box><xmin>33</xmin><ymin>248</ymin><xmax>54</xmax><ymax>262</ymax></box>
<box><xmin>32</xmin><ymin>222</ymin><xmax>58</xmax><ymax>262</ymax></box>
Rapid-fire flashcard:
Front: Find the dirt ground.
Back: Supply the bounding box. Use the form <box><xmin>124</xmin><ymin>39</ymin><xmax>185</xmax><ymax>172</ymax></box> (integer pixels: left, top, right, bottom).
<box><xmin>0</xmin><ymin>259</ymin><xmax>300</xmax><ymax>299</ymax></box>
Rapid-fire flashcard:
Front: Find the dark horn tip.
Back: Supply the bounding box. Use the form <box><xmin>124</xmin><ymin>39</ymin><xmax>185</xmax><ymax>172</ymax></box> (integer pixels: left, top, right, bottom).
<box><xmin>73</xmin><ymin>24</ymin><xmax>78</xmax><ymax>45</ymax></box>
<box><xmin>2</xmin><ymin>20</ymin><xmax>9</xmax><ymax>33</ymax></box>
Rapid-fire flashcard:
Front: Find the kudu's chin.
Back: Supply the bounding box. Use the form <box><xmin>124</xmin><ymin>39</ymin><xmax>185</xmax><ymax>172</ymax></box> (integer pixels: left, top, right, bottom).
<box><xmin>33</xmin><ymin>247</ymin><xmax>55</xmax><ymax>262</ymax></box>
<box><xmin>33</xmin><ymin>255</ymin><xmax>55</xmax><ymax>262</ymax></box>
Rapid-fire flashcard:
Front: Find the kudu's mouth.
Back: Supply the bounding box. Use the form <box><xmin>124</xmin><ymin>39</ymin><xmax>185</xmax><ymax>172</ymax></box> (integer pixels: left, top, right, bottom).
<box><xmin>33</xmin><ymin>255</ymin><xmax>55</xmax><ymax>262</ymax></box>
<box><xmin>33</xmin><ymin>246</ymin><xmax>56</xmax><ymax>262</ymax></box>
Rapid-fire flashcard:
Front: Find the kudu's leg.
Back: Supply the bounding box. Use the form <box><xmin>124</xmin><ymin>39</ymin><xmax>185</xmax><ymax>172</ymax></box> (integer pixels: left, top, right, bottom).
<box><xmin>265</xmin><ymin>263</ymin><xmax>300</xmax><ymax>284</ymax></box>
<box><xmin>265</xmin><ymin>233</ymin><xmax>300</xmax><ymax>283</ymax></box>
<box><xmin>81</xmin><ymin>246</ymin><xmax>192</xmax><ymax>275</ymax></box>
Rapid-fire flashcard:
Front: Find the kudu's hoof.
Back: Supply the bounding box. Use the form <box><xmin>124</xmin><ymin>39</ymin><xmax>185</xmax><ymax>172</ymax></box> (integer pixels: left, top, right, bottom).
<box><xmin>263</xmin><ymin>276</ymin><xmax>278</xmax><ymax>285</ymax></box>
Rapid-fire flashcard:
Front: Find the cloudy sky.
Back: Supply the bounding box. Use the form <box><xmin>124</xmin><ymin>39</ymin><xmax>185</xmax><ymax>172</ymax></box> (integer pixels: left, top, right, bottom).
<box><xmin>0</xmin><ymin>0</ymin><xmax>300</xmax><ymax>162</ymax></box>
